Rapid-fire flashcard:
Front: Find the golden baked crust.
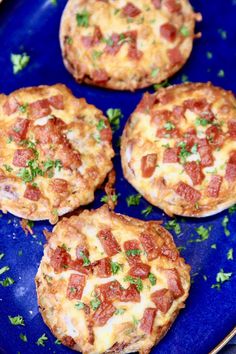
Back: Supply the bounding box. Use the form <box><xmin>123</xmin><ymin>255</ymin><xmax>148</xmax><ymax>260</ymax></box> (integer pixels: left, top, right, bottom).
<box><xmin>121</xmin><ymin>82</ymin><xmax>236</xmax><ymax>217</ymax></box>
<box><xmin>59</xmin><ymin>0</ymin><xmax>201</xmax><ymax>91</ymax></box>
<box><xmin>0</xmin><ymin>84</ymin><xmax>114</xmax><ymax>223</ymax></box>
<box><xmin>35</xmin><ymin>205</ymin><xmax>190</xmax><ymax>353</ymax></box>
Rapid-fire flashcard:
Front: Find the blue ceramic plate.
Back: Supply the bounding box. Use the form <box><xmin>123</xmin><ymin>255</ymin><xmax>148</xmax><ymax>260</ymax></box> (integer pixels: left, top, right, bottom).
<box><xmin>0</xmin><ymin>1</ymin><xmax>235</xmax><ymax>353</ymax></box>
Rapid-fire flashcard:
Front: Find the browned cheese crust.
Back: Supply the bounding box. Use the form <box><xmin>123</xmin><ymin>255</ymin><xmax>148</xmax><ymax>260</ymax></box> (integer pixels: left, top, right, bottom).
<box><xmin>35</xmin><ymin>205</ymin><xmax>190</xmax><ymax>353</ymax></box>
<box><xmin>121</xmin><ymin>82</ymin><xmax>236</xmax><ymax>217</ymax></box>
<box><xmin>0</xmin><ymin>84</ymin><xmax>114</xmax><ymax>223</ymax></box>
<box><xmin>60</xmin><ymin>0</ymin><xmax>201</xmax><ymax>91</ymax></box>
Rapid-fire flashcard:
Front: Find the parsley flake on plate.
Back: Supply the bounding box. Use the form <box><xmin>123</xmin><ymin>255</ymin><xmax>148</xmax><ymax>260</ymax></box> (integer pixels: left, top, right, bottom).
<box><xmin>141</xmin><ymin>205</ymin><xmax>153</xmax><ymax>217</ymax></box>
<box><xmin>11</xmin><ymin>53</ymin><xmax>30</xmax><ymax>74</ymax></box>
<box><xmin>36</xmin><ymin>333</ymin><xmax>48</xmax><ymax>346</ymax></box>
<box><xmin>0</xmin><ymin>277</ymin><xmax>15</xmax><ymax>287</ymax></box>
<box><xmin>222</xmin><ymin>216</ymin><xmax>230</xmax><ymax>236</ymax></box>
<box><xmin>106</xmin><ymin>108</ymin><xmax>123</xmax><ymax>131</ymax></box>
<box><xmin>8</xmin><ymin>315</ymin><xmax>25</xmax><ymax>326</ymax></box>
<box><xmin>126</xmin><ymin>194</ymin><xmax>141</xmax><ymax>207</ymax></box>
<box><xmin>165</xmin><ymin>219</ymin><xmax>181</xmax><ymax>235</ymax></box>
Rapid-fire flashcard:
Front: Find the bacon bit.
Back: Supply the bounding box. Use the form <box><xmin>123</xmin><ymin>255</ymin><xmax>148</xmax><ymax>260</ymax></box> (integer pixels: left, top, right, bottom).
<box><xmin>120</xmin><ymin>284</ymin><xmax>141</xmax><ymax>302</ymax></box>
<box><xmin>8</xmin><ymin>118</ymin><xmax>29</xmax><ymax>143</ymax></box>
<box><xmin>92</xmin><ymin>69</ymin><xmax>109</xmax><ymax>83</ymax></box>
<box><xmin>93</xmin><ymin>257</ymin><xmax>111</xmax><ymax>278</ymax></box>
<box><xmin>163</xmin><ymin>147</ymin><xmax>180</xmax><ymax>163</ymax></box>
<box><xmin>23</xmin><ymin>184</ymin><xmax>41</xmax><ymax>201</ymax></box>
<box><xmin>66</xmin><ymin>273</ymin><xmax>86</xmax><ymax>300</ymax></box>
<box><xmin>122</xmin><ymin>2</ymin><xmax>141</xmax><ymax>17</ymax></box>
<box><xmin>167</xmin><ymin>47</ymin><xmax>183</xmax><ymax>65</ymax></box>
<box><xmin>198</xmin><ymin>139</ymin><xmax>214</xmax><ymax>167</ymax></box>
<box><xmin>184</xmin><ymin>161</ymin><xmax>204</xmax><ymax>185</ymax></box>
<box><xmin>152</xmin><ymin>0</ymin><xmax>161</xmax><ymax>9</ymax></box>
<box><xmin>129</xmin><ymin>263</ymin><xmax>151</xmax><ymax>279</ymax></box>
<box><xmin>141</xmin><ymin>153</ymin><xmax>157</xmax><ymax>178</ymax></box>
<box><xmin>165</xmin><ymin>268</ymin><xmax>184</xmax><ymax>299</ymax></box>
<box><xmin>20</xmin><ymin>219</ymin><xmax>34</xmax><ymax>236</ymax></box>
<box><xmin>160</xmin><ymin>23</ymin><xmax>177</xmax><ymax>42</ymax></box>
<box><xmin>50</xmin><ymin>179</ymin><xmax>68</xmax><ymax>193</ymax></box>
<box><xmin>140</xmin><ymin>308</ymin><xmax>157</xmax><ymax>334</ymax></box>
<box><xmin>139</xmin><ymin>232</ymin><xmax>160</xmax><ymax>261</ymax></box>
<box><xmin>97</xmin><ymin>280</ymin><xmax>122</xmax><ymax>302</ymax></box>
<box><xmin>12</xmin><ymin>149</ymin><xmax>34</xmax><ymax>167</ymax></box>
<box><xmin>50</xmin><ymin>246</ymin><xmax>71</xmax><ymax>272</ymax></box>
<box><xmin>100</xmin><ymin>127</ymin><xmax>113</xmax><ymax>142</ymax></box>
<box><xmin>93</xmin><ymin>301</ymin><xmax>116</xmax><ymax>326</ymax></box>
<box><xmin>82</xmin><ymin>26</ymin><xmax>103</xmax><ymax>48</ymax></box>
<box><xmin>97</xmin><ymin>229</ymin><xmax>121</xmax><ymax>256</ymax></box>
<box><xmin>29</xmin><ymin>98</ymin><xmax>51</xmax><ymax>119</ymax></box>
<box><xmin>207</xmin><ymin>175</ymin><xmax>222</xmax><ymax>198</ymax></box>
<box><xmin>136</xmin><ymin>92</ymin><xmax>156</xmax><ymax>113</ymax></box>
<box><xmin>3</xmin><ymin>96</ymin><xmax>19</xmax><ymax>115</ymax></box>
<box><xmin>104</xmin><ymin>169</ymin><xmax>117</xmax><ymax>210</ymax></box>
<box><xmin>163</xmin><ymin>0</ymin><xmax>181</xmax><ymax>13</ymax></box>
<box><xmin>225</xmin><ymin>151</ymin><xmax>236</xmax><ymax>182</ymax></box>
<box><xmin>48</xmin><ymin>95</ymin><xmax>64</xmax><ymax>110</ymax></box>
<box><xmin>175</xmin><ymin>181</ymin><xmax>201</xmax><ymax>203</ymax></box>
<box><xmin>61</xmin><ymin>336</ymin><xmax>76</xmax><ymax>348</ymax></box>
<box><xmin>151</xmin><ymin>289</ymin><xmax>174</xmax><ymax>313</ymax></box>
<box><xmin>228</xmin><ymin>120</ymin><xmax>236</xmax><ymax>139</ymax></box>
<box><xmin>206</xmin><ymin>125</ymin><xmax>224</xmax><ymax>147</ymax></box>
<box><xmin>124</xmin><ymin>239</ymin><xmax>141</xmax><ymax>265</ymax></box>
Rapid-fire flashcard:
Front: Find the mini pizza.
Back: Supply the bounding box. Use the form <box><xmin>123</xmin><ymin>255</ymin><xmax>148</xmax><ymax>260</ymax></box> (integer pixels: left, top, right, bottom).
<box><xmin>121</xmin><ymin>82</ymin><xmax>236</xmax><ymax>217</ymax></box>
<box><xmin>0</xmin><ymin>84</ymin><xmax>114</xmax><ymax>223</ymax></box>
<box><xmin>59</xmin><ymin>0</ymin><xmax>201</xmax><ymax>91</ymax></box>
<box><xmin>35</xmin><ymin>206</ymin><xmax>190</xmax><ymax>353</ymax></box>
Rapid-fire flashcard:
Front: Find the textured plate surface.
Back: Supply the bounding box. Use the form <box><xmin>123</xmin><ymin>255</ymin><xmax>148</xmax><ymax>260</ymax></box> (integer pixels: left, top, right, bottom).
<box><xmin>0</xmin><ymin>1</ymin><xmax>235</xmax><ymax>354</ymax></box>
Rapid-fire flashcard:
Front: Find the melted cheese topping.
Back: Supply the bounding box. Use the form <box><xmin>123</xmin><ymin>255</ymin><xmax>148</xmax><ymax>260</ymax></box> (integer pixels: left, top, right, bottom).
<box><xmin>36</xmin><ymin>206</ymin><xmax>190</xmax><ymax>354</ymax></box>
<box><xmin>60</xmin><ymin>0</ymin><xmax>200</xmax><ymax>90</ymax></box>
<box><xmin>121</xmin><ymin>82</ymin><xmax>236</xmax><ymax>217</ymax></box>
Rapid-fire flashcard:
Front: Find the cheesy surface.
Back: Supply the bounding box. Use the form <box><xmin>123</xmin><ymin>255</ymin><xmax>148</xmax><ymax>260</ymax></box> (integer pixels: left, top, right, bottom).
<box><xmin>36</xmin><ymin>206</ymin><xmax>190</xmax><ymax>353</ymax></box>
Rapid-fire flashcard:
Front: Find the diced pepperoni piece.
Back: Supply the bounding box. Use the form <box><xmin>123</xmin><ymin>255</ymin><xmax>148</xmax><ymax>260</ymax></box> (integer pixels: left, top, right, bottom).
<box><xmin>184</xmin><ymin>161</ymin><xmax>204</xmax><ymax>185</ymax></box>
<box><xmin>175</xmin><ymin>181</ymin><xmax>201</xmax><ymax>203</ymax></box>
<box><xmin>206</xmin><ymin>125</ymin><xmax>224</xmax><ymax>147</ymax></box>
<box><xmin>141</xmin><ymin>153</ymin><xmax>157</xmax><ymax>178</ymax></box>
<box><xmin>69</xmin><ymin>259</ymin><xmax>90</xmax><ymax>275</ymax></box>
<box><xmin>23</xmin><ymin>184</ymin><xmax>41</xmax><ymax>201</ymax></box>
<box><xmin>97</xmin><ymin>229</ymin><xmax>121</xmax><ymax>256</ymax></box>
<box><xmin>207</xmin><ymin>175</ymin><xmax>222</xmax><ymax>198</ymax></box>
<box><xmin>3</xmin><ymin>96</ymin><xmax>19</xmax><ymax>115</ymax></box>
<box><xmin>82</xmin><ymin>26</ymin><xmax>102</xmax><ymax>47</ymax></box>
<box><xmin>228</xmin><ymin>120</ymin><xmax>236</xmax><ymax>139</ymax></box>
<box><xmin>76</xmin><ymin>245</ymin><xmax>89</xmax><ymax>260</ymax></box>
<box><xmin>66</xmin><ymin>273</ymin><xmax>86</xmax><ymax>300</ymax></box>
<box><xmin>198</xmin><ymin>139</ymin><xmax>214</xmax><ymax>167</ymax></box>
<box><xmin>167</xmin><ymin>47</ymin><xmax>183</xmax><ymax>65</ymax></box>
<box><xmin>151</xmin><ymin>289</ymin><xmax>174</xmax><ymax>313</ymax></box>
<box><xmin>151</xmin><ymin>110</ymin><xmax>172</xmax><ymax>125</ymax></box>
<box><xmin>93</xmin><ymin>257</ymin><xmax>111</xmax><ymax>278</ymax></box>
<box><xmin>61</xmin><ymin>336</ymin><xmax>76</xmax><ymax>348</ymax></box>
<box><xmin>8</xmin><ymin>118</ymin><xmax>29</xmax><ymax>143</ymax></box>
<box><xmin>29</xmin><ymin>99</ymin><xmax>51</xmax><ymax>119</ymax></box>
<box><xmin>156</xmin><ymin>127</ymin><xmax>179</xmax><ymax>138</ymax></box>
<box><xmin>160</xmin><ymin>23</ymin><xmax>177</xmax><ymax>42</ymax></box>
<box><xmin>163</xmin><ymin>147</ymin><xmax>179</xmax><ymax>163</ymax></box>
<box><xmin>55</xmin><ymin>143</ymin><xmax>82</xmax><ymax>170</ymax></box>
<box><xmin>226</xmin><ymin>151</ymin><xmax>236</xmax><ymax>182</ymax></box>
<box><xmin>158</xmin><ymin>93</ymin><xmax>174</xmax><ymax>105</ymax></box>
<box><xmin>161</xmin><ymin>246</ymin><xmax>178</xmax><ymax>261</ymax></box>
<box><xmin>12</xmin><ymin>149</ymin><xmax>34</xmax><ymax>167</ymax></box>
<box><xmin>93</xmin><ymin>301</ymin><xmax>116</xmax><ymax>326</ymax></box>
<box><xmin>50</xmin><ymin>246</ymin><xmax>71</xmax><ymax>272</ymax></box>
<box><xmin>50</xmin><ymin>178</ymin><xmax>68</xmax><ymax>193</ymax></box>
<box><xmin>122</xmin><ymin>2</ymin><xmax>141</xmax><ymax>17</ymax></box>
<box><xmin>129</xmin><ymin>263</ymin><xmax>150</xmax><ymax>279</ymax></box>
<box><xmin>124</xmin><ymin>239</ymin><xmax>141</xmax><ymax>265</ymax></box>
<box><xmin>48</xmin><ymin>95</ymin><xmax>64</xmax><ymax>110</ymax></box>
<box><xmin>163</xmin><ymin>0</ymin><xmax>181</xmax><ymax>13</ymax></box>
<box><xmin>128</xmin><ymin>45</ymin><xmax>143</xmax><ymax>60</ymax></box>
<box><xmin>152</xmin><ymin>0</ymin><xmax>161</xmax><ymax>9</ymax></box>
<box><xmin>104</xmin><ymin>33</ymin><xmax>122</xmax><ymax>55</ymax></box>
<box><xmin>184</xmin><ymin>99</ymin><xmax>214</xmax><ymax>121</ymax></box>
<box><xmin>92</xmin><ymin>69</ymin><xmax>109</xmax><ymax>83</ymax></box>
<box><xmin>124</xmin><ymin>30</ymin><xmax>143</xmax><ymax>60</ymax></box>
<box><xmin>136</xmin><ymin>92</ymin><xmax>156</xmax><ymax>113</ymax></box>
<box><xmin>33</xmin><ymin>117</ymin><xmax>65</xmax><ymax>144</ymax></box>
<box><xmin>165</xmin><ymin>268</ymin><xmax>184</xmax><ymax>299</ymax></box>
<box><xmin>120</xmin><ymin>284</ymin><xmax>141</xmax><ymax>302</ymax></box>
<box><xmin>140</xmin><ymin>308</ymin><xmax>157</xmax><ymax>334</ymax></box>
<box><xmin>100</xmin><ymin>127</ymin><xmax>113</xmax><ymax>142</ymax></box>
<box><xmin>97</xmin><ymin>280</ymin><xmax>122</xmax><ymax>301</ymax></box>
<box><xmin>139</xmin><ymin>232</ymin><xmax>160</xmax><ymax>261</ymax></box>
<box><xmin>173</xmin><ymin>105</ymin><xmax>185</xmax><ymax>119</ymax></box>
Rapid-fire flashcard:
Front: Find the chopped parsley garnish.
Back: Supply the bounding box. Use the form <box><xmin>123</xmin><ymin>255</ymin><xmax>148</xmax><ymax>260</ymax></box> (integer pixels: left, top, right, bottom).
<box><xmin>132</xmin><ymin>315</ymin><xmax>139</xmax><ymax>326</ymax></box>
<box><xmin>36</xmin><ymin>333</ymin><xmax>48</xmax><ymax>346</ymax></box>
<box><xmin>227</xmin><ymin>248</ymin><xmax>233</xmax><ymax>260</ymax></box>
<box><xmin>19</xmin><ymin>333</ymin><xmax>27</xmax><ymax>342</ymax></box>
<box><xmin>181</xmin><ymin>74</ymin><xmax>189</xmax><ymax>83</ymax></box>
<box><xmin>76</xmin><ymin>11</ymin><xmax>89</xmax><ymax>27</ymax></box>
<box><xmin>191</xmin><ymin>143</ymin><xmax>198</xmax><ymax>154</ymax></box>
<box><xmin>90</xmin><ymin>296</ymin><xmax>101</xmax><ymax>310</ymax></box>
<box><xmin>229</xmin><ymin>204</ymin><xmax>236</xmax><ymax>214</ymax></box>
<box><xmin>177</xmin><ymin>141</ymin><xmax>191</xmax><ymax>164</ymax></box>
<box><xmin>55</xmin><ymin>339</ymin><xmax>62</xmax><ymax>345</ymax></box>
<box><xmin>92</xmin><ymin>50</ymin><xmax>103</xmax><ymax>61</ymax></box>
<box><xmin>148</xmin><ymin>273</ymin><xmax>156</xmax><ymax>286</ymax></box>
<box><xmin>0</xmin><ymin>277</ymin><xmax>15</xmax><ymax>287</ymax></box>
<box><xmin>0</xmin><ymin>253</ymin><xmax>4</xmax><ymax>260</ymax></box>
<box><xmin>165</xmin><ymin>219</ymin><xmax>181</xmax><ymax>235</ymax></box>
<box><xmin>19</xmin><ymin>103</ymin><xmax>28</xmax><ymax>113</ymax></box>
<box><xmin>106</xmin><ymin>108</ymin><xmax>123</xmax><ymax>131</ymax></box>
<box><xmin>44</xmin><ymin>159</ymin><xmax>62</xmax><ymax>172</ymax></box>
<box><xmin>100</xmin><ymin>193</ymin><xmax>120</xmax><ymax>203</ymax></box>
<box><xmin>111</xmin><ymin>261</ymin><xmax>122</xmax><ymax>275</ymax></box>
<box><xmin>115</xmin><ymin>308</ymin><xmax>126</xmax><ymax>315</ymax></box>
<box><xmin>151</xmin><ymin>68</ymin><xmax>159</xmax><ymax>78</ymax></box>
<box><xmin>218</xmin><ymin>28</ymin><xmax>227</xmax><ymax>40</ymax></box>
<box><xmin>180</xmin><ymin>25</ymin><xmax>190</xmax><ymax>37</ymax></box>
<box><xmin>11</xmin><ymin>53</ymin><xmax>30</xmax><ymax>74</ymax></box>
<box><xmin>75</xmin><ymin>301</ymin><xmax>85</xmax><ymax>310</ymax></box>
<box><xmin>51</xmin><ymin>0</ymin><xmax>57</xmax><ymax>5</ymax></box>
<box><xmin>189</xmin><ymin>225</ymin><xmax>212</xmax><ymax>243</ymax></box>
<box><xmin>217</xmin><ymin>69</ymin><xmax>225</xmax><ymax>78</ymax></box>
<box><xmin>3</xmin><ymin>164</ymin><xmax>13</xmax><ymax>172</ymax></box>
<box><xmin>222</xmin><ymin>216</ymin><xmax>230</xmax><ymax>236</ymax></box>
<box><xmin>96</xmin><ymin>120</ymin><xmax>106</xmax><ymax>131</ymax></box>
<box><xmin>0</xmin><ymin>266</ymin><xmax>9</xmax><ymax>275</ymax></box>
<box><xmin>141</xmin><ymin>206</ymin><xmax>153</xmax><ymax>217</ymax></box>
<box><xmin>79</xmin><ymin>251</ymin><xmax>91</xmax><ymax>266</ymax></box>
<box><xmin>8</xmin><ymin>315</ymin><xmax>25</xmax><ymax>326</ymax></box>
<box><xmin>164</xmin><ymin>121</ymin><xmax>175</xmax><ymax>131</ymax></box>
<box><xmin>212</xmin><ymin>269</ymin><xmax>232</xmax><ymax>290</ymax></box>
<box><xmin>66</xmin><ymin>36</ymin><xmax>73</xmax><ymax>45</ymax></box>
<box><xmin>206</xmin><ymin>51</ymin><xmax>213</xmax><ymax>59</ymax></box>
<box><xmin>126</xmin><ymin>194</ymin><xmax>141</xmax><ymax>207</ymax></box>
<box><xmin>211</xmin><ymin>244</ymin><xmax>217</xmax><ymax>249</ymax></box>
<box><xmin>126</xmin><ymin>249</ymin><xmax>142</xmax><ymax>257</ymax></box>
<box><xmin>195</xmin><ymin>117</ymin><xmax>210</xmax><ymax>127</ymax></box>
<box><xmin>124</xmin><ymin>275</ymin><xmax>143</xmax><ymax>292</ymax></box>
<box><xmin>153</xmin><ymin>79</ymin><xmax>170</xmax><ymax>90</ymax></box>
